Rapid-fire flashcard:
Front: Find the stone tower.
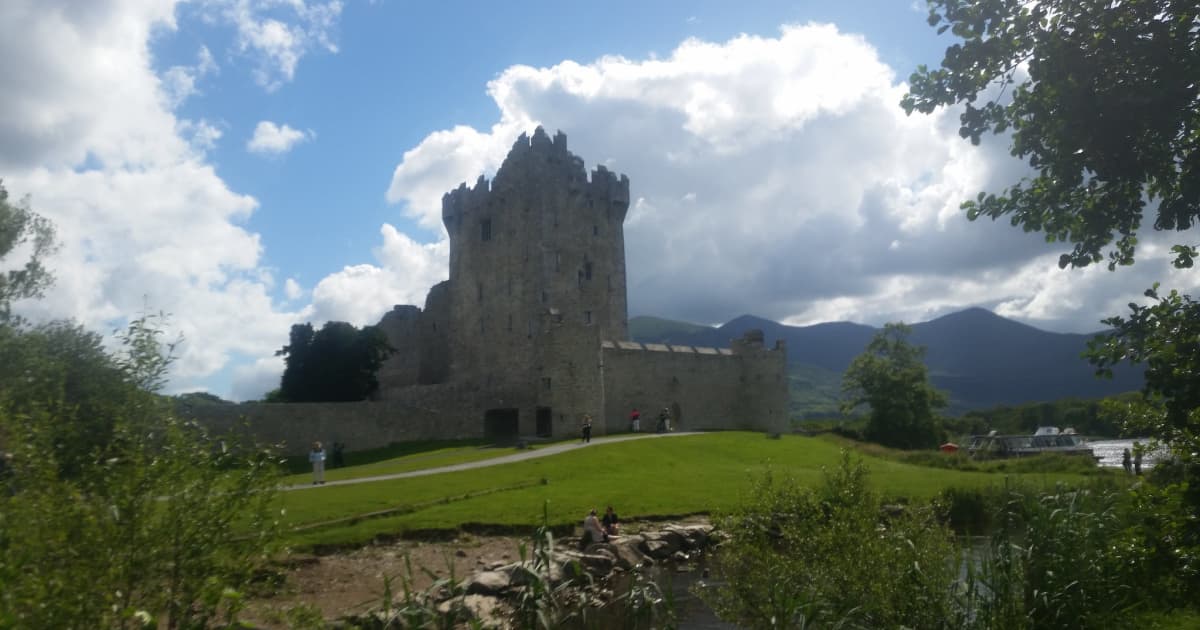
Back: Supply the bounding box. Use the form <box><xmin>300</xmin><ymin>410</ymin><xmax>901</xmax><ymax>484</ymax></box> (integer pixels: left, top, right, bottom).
<box><xmin>441</xmin><ymin>127</ymin><xmax>630</xmax><ymax>376</ymax></box>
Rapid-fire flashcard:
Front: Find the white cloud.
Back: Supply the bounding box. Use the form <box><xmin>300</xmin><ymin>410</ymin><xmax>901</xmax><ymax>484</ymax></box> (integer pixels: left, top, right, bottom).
<box><xmin>246</xmin><ymin>120</ymin><xmax>313</xmax><ymax>154</ymax></box>
<box><xmin>198</xmin><ymin>0</ymin><xmax>344</xmax><ymax>91</ymax></box>
<box><xmin>231</xmin><ymin>355</ymin><xmax>286</xmax><ymax>401</ymax></box>
<box><xmin>309</xmin><ymin>225</ymin><xmax>448</xmax><ymax>325</ymax></box>
<box><xmin>161</xmin><ymin>45</ymin><xmax>218</xmax><ymax>107</ymax></box>
<box><xmin>284</xmin><ymin>277</ymin><xmax>304</xmax><ymax>300</ymax></box>
<box><xmin>383</xmin><ymin>23</ymin><xmax>1198</xmax><ymax>334</ymax></box>
<box><xmin>0</xmin><ymin>0</ymin><xmax>331</xmax><ymax>400</ymax></box>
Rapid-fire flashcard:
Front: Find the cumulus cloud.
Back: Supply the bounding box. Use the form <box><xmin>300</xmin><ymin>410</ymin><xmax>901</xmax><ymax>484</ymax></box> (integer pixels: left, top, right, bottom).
<box><xmin>0</xmin><ymin>0</ymin><xmax>338</xmax><ymax>400</ymax></box>
<box><xmin>309</xmin><ymin>225</ymin><xmax>448</xmax><ymax>325</ymax></box>
<box><xmin>382</xmin><ymin>23</ymin><xmax>1198</xmax><ymax>333</ymax></box>
<box><xmin>161</xmin><ymin>45</ymin><xmax>218</xmax><ymax>107</ymax></box>
<box><xmin>198</xmin><ymin>0</ymin><xmax>343</xmax><ymax>91</ymax></box>
<box><xmin>246</xmin><ymin>120</ymin><xmax>314</xmax><ymax>154</ymax></box>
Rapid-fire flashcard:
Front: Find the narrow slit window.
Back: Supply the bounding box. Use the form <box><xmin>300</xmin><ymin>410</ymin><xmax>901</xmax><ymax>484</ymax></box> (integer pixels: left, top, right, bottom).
<box><xmin>584</xmin><ymin>310</ymin><xmax>592</xmax><ymax>324</ymax></box>
<box><xmin>480</xmin><ymin>218</ymin><xmax>492</xmax><ymax>241</ymax></box>
<box><xmin>584</xmin><ymin>261</ymin><xmax>593</xmax><ymax>280</ymax></box>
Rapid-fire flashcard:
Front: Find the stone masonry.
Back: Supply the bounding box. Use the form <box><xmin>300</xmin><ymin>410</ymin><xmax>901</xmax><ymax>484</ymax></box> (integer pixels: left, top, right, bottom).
<box><xmin>189</xmin><ymin>129</ymin><xmax>787</xmax><ymax>454</ymax></box>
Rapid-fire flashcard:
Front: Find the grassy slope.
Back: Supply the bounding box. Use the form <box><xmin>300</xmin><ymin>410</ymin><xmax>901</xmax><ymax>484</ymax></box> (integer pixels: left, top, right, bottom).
<box><xmin>279</xmin><ymin>440</ymin><xmax>572</xmax><ymax>484</ymax></box>
<box><xmin>277</xmin><ymin>432</ymin><xmax>1094</xmax><ymax>548</ymax></box>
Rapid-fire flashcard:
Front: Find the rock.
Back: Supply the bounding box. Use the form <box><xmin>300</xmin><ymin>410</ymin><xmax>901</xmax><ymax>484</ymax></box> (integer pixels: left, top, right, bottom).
<box><xmin>563</xmin><ymin>549</ymin><xmax>615</xmax><ymax>577</ymax></box>
<box><xmin>466</xmin><ymin>570</ymin><xmax>511</xmax><ymax>596</ymax></box>
<box><xmin>641</xmin><ymin>539</ymin><xmax>675</xmax><ymax>559</ymax></box>
<box><xmin>671</xmin><ymin>551</ymin><xmax>690</xmax><ymax>563</ymax></box>
<box><xmin>438</xmin><ymin>594</ymin><xmax>509</xmax><ymax>628</ymax></box>
<box><xmin>455</xmin><ymin>549</ymin><xmax>468</xmax><ymax>558</ymax></box>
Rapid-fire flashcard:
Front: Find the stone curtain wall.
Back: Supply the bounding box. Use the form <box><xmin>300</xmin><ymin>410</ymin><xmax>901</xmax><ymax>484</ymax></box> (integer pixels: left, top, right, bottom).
<box><xmin>183</xmin><ymin>382</ymin><xmax>492</xmax><ymax>456</ymax></box>
<box><xmin>599</xmin><ymin>340</ymin><xmax>788</xmax><ymax>434</ymax></box>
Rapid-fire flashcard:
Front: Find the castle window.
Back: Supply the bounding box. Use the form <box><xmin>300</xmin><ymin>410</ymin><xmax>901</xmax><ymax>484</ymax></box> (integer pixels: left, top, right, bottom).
<box><xmin>480</xmin><ymin>319</ymin><xmax>485</xmax><ymax>333</ymax></box>
<box><xmin>584</xmin><ymin>310</ymin><xmax>592</xmax><ymax>325</ymax></box>
<box><xmin>480</xmin><ymin>218</ymin><xmax>492</xmax><ymax>241</ymax></box>
<box><xmin>543</xmin><ymin>377</ymin><xmax>552</xmax><ymax>391</ymax></box>
<box><xmin>541</xmin><ymin>290</ymin><xmax>548</xmax><ymax>304</ymax></box>
<box><xmin>593</xmin><ymin>224</ymin><xmax>598</xmax><ymax>236</ymax></box>
<box><xmin>507</xmin><ymin>314</ymin><xmax>513</xmax><ymax>332</ymax></box>
<box><xmin>527</xmin><ymin>319</ymin><xmax>534</xmax><ymax>337</ymax></box>
<box><xmin>587</xmin><ymin>198</ymin><xmax>594</xmax><ymax>209</ymax></box>
<box><xmin>555</xmin><ymin>252</ymin><xmax>561</xmax><ymax>272</ymax></box>
<box><xmin>577</xmin><ymin>270</ymin><xmax>584</xmax><ymax>288</ymax></box>
<box><xmin>477</xmin><ymin>282</ymin><xmax>483</xmax><ymax>302</ymax></box>
<box><xmin>584</xmin><ymin>261</ymin><xmax>593</xmax><ymax>281</ymax></box>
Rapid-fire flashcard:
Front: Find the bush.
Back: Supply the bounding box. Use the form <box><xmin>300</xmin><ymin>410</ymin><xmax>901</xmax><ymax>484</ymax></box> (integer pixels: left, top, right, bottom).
<box><xmin>0</xmin><ymin>317</ymin><xmax>282</xmax><ymax>629</ymax></box>
<box><xmin>702</xmin><ymin>452</ymin><xmax>962</xmax><ymax>628</ymax></box>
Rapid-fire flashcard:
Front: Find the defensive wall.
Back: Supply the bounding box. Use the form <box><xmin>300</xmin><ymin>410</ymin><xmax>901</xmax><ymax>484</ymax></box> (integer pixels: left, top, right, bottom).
<box><xmin>599</xmin><ymin>333</ymin><xmax>788</xmax><ymax>434</ymax></box>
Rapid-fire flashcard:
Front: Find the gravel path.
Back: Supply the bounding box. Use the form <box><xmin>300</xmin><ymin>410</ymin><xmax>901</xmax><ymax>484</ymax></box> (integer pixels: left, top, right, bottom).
<box><xmin>284</xmin><ymin>431</ymin><xmax>699</xmax><ymax>492</ymax></box>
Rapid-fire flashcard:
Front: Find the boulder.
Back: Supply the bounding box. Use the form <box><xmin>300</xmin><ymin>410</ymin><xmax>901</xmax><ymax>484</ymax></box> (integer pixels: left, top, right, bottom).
<box><xmin>466</xmin><ymin>570</ymin><xmax>511</xmax><ymax>596</ymax></box>
<box><xmin>438</xmin><ymin>594</ymin><xmax>509</xmax><ymax>628</ymax></box>
<box><xmin>640</xmin><ymin>539</ymin><xmax>675</xmax><ymax>560</ymax></box>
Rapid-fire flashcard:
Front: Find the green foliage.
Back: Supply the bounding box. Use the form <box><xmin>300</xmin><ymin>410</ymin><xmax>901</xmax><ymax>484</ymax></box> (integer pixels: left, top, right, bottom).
<box><xmin>276</xmin><ymin>321</ymin><xmax>395</xmax><ymax>402</ymax></box>
<box><xmin>902</xmin><ymin>0</ymin><xmax>1200</xmax><ymax>270</ymax></box>
<box><xmin>841</xmin><ymin>322</ymin><xmax>947</xmax><ymax>449</ymax></box>
<box><xmin>951</xmin><ymin>393</ymin><xmax>1137</xmax><ymax>438</ymax></box>
<box><xmin>1089</xmin><ymin>284</ymin><xmax>1200</xmax><ymax>460</ymax></box>
<box><xmin>0</xmin><ymin>181</ymin><xmax>57</xmax><ymax>322</ymax></box>
<box><xmin>702</xmin><ymin>453</ymin><xmax>961</xmax><ymax>629</ymax></box>
<box><xmin>0</xmin><ymin>316</ymin><xmax>282</xmax><ymax>629</ymax></box>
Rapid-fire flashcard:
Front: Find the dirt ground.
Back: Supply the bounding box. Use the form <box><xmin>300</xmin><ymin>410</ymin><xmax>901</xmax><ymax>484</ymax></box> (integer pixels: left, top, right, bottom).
<box><xmin>243</xmin><ymin>516</ymin><xmax>711</xmax><ymax>627</ymax></box>
<box><xmin>244</xmin><ymin>533</ymin><xmax>532</xmax><ymax>627</ymax></box>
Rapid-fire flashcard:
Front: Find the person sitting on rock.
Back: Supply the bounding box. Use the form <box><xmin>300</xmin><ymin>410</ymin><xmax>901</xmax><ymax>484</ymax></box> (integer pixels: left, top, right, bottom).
<box><xmin>581</xmin><ymin>508</ymin><xmax>607</xmax><ymax>549</ymax></box>
<box><xmin>602</xmin><ymin>506</ymin><xmax>620</xmax><ymax>536</ymax></box>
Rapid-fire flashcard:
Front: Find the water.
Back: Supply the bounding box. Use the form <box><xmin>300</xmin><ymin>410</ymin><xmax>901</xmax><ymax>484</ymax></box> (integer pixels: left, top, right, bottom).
<box><xmin>1089</xmin><ymin>438</ymin><xmax>1163</xmax><ymax>469</ymax></box>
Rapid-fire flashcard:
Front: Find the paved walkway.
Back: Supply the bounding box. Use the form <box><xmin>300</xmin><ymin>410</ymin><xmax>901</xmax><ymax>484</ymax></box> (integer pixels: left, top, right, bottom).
<box><xmin>284</xmin><ymin>431</ymin><xmax>699</xmax><ymax>492</ymax></box>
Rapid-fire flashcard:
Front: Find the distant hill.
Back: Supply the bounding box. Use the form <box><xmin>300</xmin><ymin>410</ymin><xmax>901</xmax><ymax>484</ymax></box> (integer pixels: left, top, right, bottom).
<box><xmin>629</xmin><ymin>309</ymin><xmax>1143</xmax><ymax>417</ymax></box>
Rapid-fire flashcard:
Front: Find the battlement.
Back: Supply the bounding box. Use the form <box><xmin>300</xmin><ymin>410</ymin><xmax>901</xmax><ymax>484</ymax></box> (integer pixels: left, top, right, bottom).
<box><xmin>441</xmin><ymin>127</ymin><xmax>630</xmax><ymax>229</ymax></box>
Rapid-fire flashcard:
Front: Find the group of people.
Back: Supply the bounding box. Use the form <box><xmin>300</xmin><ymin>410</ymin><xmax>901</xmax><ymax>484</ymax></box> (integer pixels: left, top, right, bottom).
<box><xmin>628</xmin><ymin>407</ymin><xmax>673</xmax><ymax>433</ymax></box>
<box><xmin>1121</xmin><ymin>447</ymin><xmax>1144</xmax><ymax>475</ymax></box>
<box><xmin>582</xmin><ymin>407</ymin><xmax>675</xmax><ymax>443</ymax></box>
<box><xmin>309</xmin><ymin>441</ymin><xmax>347</xmax><ymax>485</ymax></box>
<box><xmin>581</xmin><ymin>506</ymin><xmax>621</xmax><ymax>548</ymax></box>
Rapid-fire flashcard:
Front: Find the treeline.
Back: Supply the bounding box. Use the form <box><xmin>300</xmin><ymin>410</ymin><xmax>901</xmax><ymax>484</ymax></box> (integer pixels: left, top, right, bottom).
<box><xmin>946</xmin><ymin>393</ymin><xmax>1141</xmax><ymax>438</ymax></box>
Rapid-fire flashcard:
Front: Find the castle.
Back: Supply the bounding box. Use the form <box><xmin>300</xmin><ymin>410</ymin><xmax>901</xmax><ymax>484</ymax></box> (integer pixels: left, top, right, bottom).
<box><xmin>191</xmin><ymin>128</ymin><xmax>787</xmax><ymax>453</ymax></box>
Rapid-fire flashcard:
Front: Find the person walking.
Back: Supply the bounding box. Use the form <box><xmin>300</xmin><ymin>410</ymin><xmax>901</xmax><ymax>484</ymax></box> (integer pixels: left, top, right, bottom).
<box><xmin>581</xmin><ymin>414</ymin><xmax>593</xmax><ymax>443</ymax></box>
<box><xmin>309</xmin><ymin>441</ymin><xmax>327</xmax><ymax>485</ymax></box>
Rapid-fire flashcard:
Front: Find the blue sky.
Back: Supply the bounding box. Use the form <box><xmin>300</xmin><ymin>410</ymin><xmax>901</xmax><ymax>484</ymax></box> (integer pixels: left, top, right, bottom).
<box><xmin>3</xmin><ymin>1</ymin><xmax>1194</xmax><ymax>400</ymax></box>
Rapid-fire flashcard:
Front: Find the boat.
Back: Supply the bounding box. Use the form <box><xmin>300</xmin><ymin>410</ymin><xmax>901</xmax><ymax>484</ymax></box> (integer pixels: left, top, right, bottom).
<box><xmin>965</xmin><ymin>426</ymin><xmax>1096</xmax><ymax>459</ymax></box>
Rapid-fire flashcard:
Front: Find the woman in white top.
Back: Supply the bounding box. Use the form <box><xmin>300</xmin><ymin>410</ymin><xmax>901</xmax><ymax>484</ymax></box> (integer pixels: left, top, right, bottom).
<box><xmin>309</xmin><ymin>441</ymin><xmax>326</xmax><ymax>485</ymax></box>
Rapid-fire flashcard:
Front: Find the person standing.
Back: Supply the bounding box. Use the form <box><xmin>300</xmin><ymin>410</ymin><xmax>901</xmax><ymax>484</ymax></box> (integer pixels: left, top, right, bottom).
<box><xmin>630</xmin><ymin>408</ymin><xmax>641</xmax><ymax>433</ymax></box>
<box><xmin>1122</xmin><ymin>448</ymin><xmax>1133</xmax><ymax>474</ymax></box>
<box><xmin>309</xmin><ymin>441</ymin><xmax>326</xmax><ymax>485</ymax></box>
<box><xmin>581</xmin><ymin>414</ymin><xmax>593</xmax><ymax>443</ymax></box>
<box><xmin>1134</xmin><ymin>447</ymin><xmax>1143</xmax><ymax>476</ymax></box>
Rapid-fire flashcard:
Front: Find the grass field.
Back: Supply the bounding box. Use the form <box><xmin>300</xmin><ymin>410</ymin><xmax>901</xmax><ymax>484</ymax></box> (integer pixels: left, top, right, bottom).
<box><xmin>276</xmin><ymin>432</ymin><xmax>1101</xmax><ymax>549</ymax></box>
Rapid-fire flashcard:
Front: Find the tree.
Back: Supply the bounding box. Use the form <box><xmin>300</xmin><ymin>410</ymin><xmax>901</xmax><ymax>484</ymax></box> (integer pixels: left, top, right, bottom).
<box><xmin>902</xmin><ymin>1</ymin><xmax>1200</xmax><ymax>461</ymax></box>
<box><xmin>902</xmin><ymin>0</ymin><xmax>1199</xmax><ymax>270</ymax></box>
<box><xmin>275</xmin><ymin>320</ymin><xmax>394</xmax><ymax>402</ymax></box>
<box><xmin>841</xmin><ymin>323</ymin><xmax>946</xmax><ymax>449</ymax></box>
<box><xmin>1090</xmin><ymin>284</ymin><xmax>1200</xmax><ymax>456</ymax></box>
<box><xmin>0</xmin><ymin>181</ymin><xmax>57</xmax><ymax>322</ymax></box>
<box><xmin>0</xmin><ymin>317</ymin><xmax>281</xmax><ymax>629</ymax></box>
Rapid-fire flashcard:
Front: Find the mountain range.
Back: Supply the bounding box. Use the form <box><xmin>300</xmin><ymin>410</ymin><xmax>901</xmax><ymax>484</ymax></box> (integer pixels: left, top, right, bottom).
<box><xmin>629</xmin><ymin>308</ymin><xmax>1144</xmax><ymax>417</ymax></box>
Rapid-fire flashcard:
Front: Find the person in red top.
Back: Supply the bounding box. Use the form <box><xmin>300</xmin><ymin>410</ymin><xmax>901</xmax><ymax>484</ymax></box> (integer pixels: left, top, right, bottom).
<box><xmin>629</xmin><ymin>408</ymin><xmax>641</xmax><ymax>432</ymax></box>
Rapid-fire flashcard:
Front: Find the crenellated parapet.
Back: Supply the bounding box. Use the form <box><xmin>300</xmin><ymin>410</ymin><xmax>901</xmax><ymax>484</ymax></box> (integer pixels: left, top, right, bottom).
<box><xmin>440</xmin><ymin>127</ymin><xmax>630</xmax><ymax>233</ymax></box>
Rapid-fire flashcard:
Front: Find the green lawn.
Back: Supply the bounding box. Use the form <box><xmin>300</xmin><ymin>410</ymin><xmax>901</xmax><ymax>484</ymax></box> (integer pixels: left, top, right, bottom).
<box><xmin>280</xmin><ymin>441</ymin><xmax>549</xmax><ymax>485</ymax></box>
<box><xmin>275</xmin><ymin>432</ymin><xmax>1094</xmax><ymax>549</ymax></box>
